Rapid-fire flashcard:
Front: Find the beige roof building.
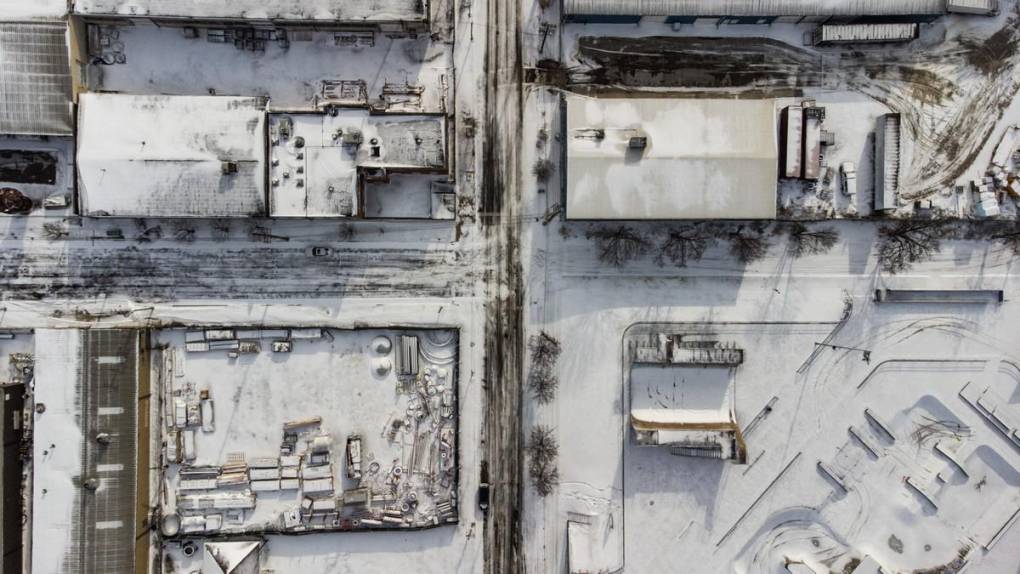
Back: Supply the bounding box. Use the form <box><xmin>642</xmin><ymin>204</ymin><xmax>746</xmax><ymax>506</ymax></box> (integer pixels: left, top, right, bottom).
<box><xmin>565</xmin><ymin>95</ymin><xmax>779</xmax><ymax>220</ymax></box>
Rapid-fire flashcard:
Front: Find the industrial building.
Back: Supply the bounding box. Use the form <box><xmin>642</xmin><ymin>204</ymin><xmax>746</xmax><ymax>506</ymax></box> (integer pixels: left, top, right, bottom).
<box><xmin>563</xmin><ymin>0</ymin><xmax>973</xmax><ymax>23</ymax></box>
<box><xmin>269</xmin><ymin>111</ymin><xmax>449</xmax><ymax>218</ymax></box>
<box><xmin>76</xmin><ymin>94</ymin><xmax>268</xmax><ymax>218</ymax></box>
<box><xmin>32</xmin><ymin>329</ymin><xmax>144</xmax><ymax>574</ymax></box>
<box><xmin>0</xmin><ymin>0</ymin><xmax>68</xmax><ymax>20</ymax></box>
<box><xmin>564</xmin><ymin>94</ymin><xmax>778</xmax><ymax>220</ymax></box>
<box><xmin>75</xmin><ymin>93</ymin><xmax>450</xmax><ymax>219</ymax></box>
<box><xmin>72</xmin><ymin>0</ymin><xmax>429</xmax><ymax>28</ymax></box>
<box><xmin>629</xmin><ymin>334</ymin><xmax>747</xmax><ymax>463</ymax></box>
<box><xmin>0</xmin><ymin>333</ymin><xmax>32</xmax><ymax>574</ymax></box>
<box><xmin>0</xmin><ymin>22</ymin><xmax>73</xmax><ymax>136</ymax></box>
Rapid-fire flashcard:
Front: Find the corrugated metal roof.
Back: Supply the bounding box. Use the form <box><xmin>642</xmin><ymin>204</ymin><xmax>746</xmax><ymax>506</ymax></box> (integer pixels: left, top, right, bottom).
<box><xmin>0</xmin><ymin>23</ymin><xmax>72</xmax><ymax>136</ymax></box>
<box><xmin>74</xmin><ymin>0</ymin><xmax>427</xmax><ymax>22</ymax></box>
<box><xmin>564</xmin><ymin>0</ymin><xmax>948</xmax><ymax>16</ymax></box>
<box><xmin>818</xmin><ymin>23</ymin><xmax>918</xmax><ymax>42</ymax></box>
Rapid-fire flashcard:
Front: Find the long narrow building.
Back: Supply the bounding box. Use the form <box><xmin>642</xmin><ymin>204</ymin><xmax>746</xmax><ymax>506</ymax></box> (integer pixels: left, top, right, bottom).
<box><xmin>564</xmin><ymin>0</ymin><xmax>951</xmax><ymax>23</ymax></box>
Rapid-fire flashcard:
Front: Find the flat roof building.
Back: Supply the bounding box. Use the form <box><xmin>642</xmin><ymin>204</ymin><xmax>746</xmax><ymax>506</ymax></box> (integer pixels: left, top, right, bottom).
<box><xmin>269</xmin><ymin>111</ymin><xmax>447</xmax><ymax>218</ymax></box>
<box><xmin>32</xmin><ymin>329</ymin><xmax>143</xmax><ymax>574</ymax></box>
<box><xmin>564</xmin><ymin>0</ymin><xmax>950</xmax><ymax>23</ymax></box>
<box><xmin>0</xmin><ymin>0</ymin><xmax>68</xmax><ymax>20</ymax></box>
<box><xmin>73</xmin><ymin>0</ymin><xmax>428</xmax><ymax>27</ymax></box>
<box><xmin>564</xmin><ymin>94</ymin><xmax>778</xmax><ymax>220</ymax></box>
<box><xmin>77</xmin><ymin>94</ymin><xmax>267</xmax><ymax>217</ymax></box>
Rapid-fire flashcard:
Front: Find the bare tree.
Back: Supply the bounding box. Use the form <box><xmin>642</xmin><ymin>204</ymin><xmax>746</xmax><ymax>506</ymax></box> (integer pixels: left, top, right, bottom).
<box><xmin>989</xmin><ymin>222</ymin><xmax>1020</xmax><ymax>256</ymax></box>
<box><xmin>527</xmin><ymin>425</ymin><xmax>559</xmax><ymax>497</ymax></box>
<box><xmin>656</xmin><ymin>225</ymin><xmax>713</xmax><ymax>267</ymax></box>
<box><xmin>876</xmin><ymin>221</ymin><xmax>947</xmax><ymax>274</ymax></box>
<box><xmin>339</xmin><ymin>223</ymin><xmax>356</xmax><ymax>241</ymax></box>
<box><xmin>586</xmin><ymin>226</ymin><xmax>650</xmax><ymax>267</ymax></box>
<box><xmin>726</xmin><ymin>225</ymin><xmax>770</xmax><ymax>264</ymax></box>
<box><xmin>785</xmin><ymin>222</ymin><xmax>839</xmax><ymax>257</ymax></box>
<box><xmin>172</xmin><ymin>221</ymin><xmax>196</xmax><ymax>242</ymax></box>
<box><xmin>134</xmin><ymin>218</ymin><xmax>163</xmax><ymax>243</ymax></box>
<box><xmin>529</xmin><ymin>331</ymin><xmax>561</xmax><ymax>370</ymax></box>
<box><xmin>528</xmin><ymin>332</ymin><xmax>561</xmax><ymax>404</ymax></box>
<box><xmin>530</xmin><ymin>463</ymin><xmax>559</xmax><ymax>497</ymax></box>
<box><xmin>212</xmin><ymin>218</ymin><xmax>231</xmax><ymax>241</ymax></box>
<box><xmin>527</xmin><ymin>425</ymin><xmax>559</xmax><ymax>465</ymax></box>
<box><xmin>532</xmin><ymin>158</ymin><xmax>555</xmax><ymax>182</ymax></box>
<box><xmin>42</xmin><ymin>222</ymin><xmax>69</xmax><ymax>241</ymax></box>
<box><xmin>528</xmin><ymin>370</ymin><xmax>558</xmax><ymax>404</ymax></box>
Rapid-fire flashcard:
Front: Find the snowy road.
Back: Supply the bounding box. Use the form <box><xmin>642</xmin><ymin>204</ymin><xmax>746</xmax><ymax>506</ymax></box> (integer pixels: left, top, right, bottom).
<box><xmin>0</xmin><ymin>218</ymin><xmax>480</xmax><ymax>301</ymax></box>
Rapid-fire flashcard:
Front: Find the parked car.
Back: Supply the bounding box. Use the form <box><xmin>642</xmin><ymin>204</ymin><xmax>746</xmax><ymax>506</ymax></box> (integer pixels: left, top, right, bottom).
<box><xmin>478</xmin><ymin>461</ymin><xmax>490</xmax><ymax>513</ymax></box>
<box><xmin>840</xmin><ymin>162</ymin><xmax>857</xmax><ymax>198</ymax></box>
<box><xmin>307</xmin><ymin>246</ymin><xmax>331</xmax><ymax>257</ymax></box>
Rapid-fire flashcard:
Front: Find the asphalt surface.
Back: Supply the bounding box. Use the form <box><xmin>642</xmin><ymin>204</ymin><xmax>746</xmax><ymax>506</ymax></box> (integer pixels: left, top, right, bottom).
<box><xmin>481</xmin><ymin>0</ymin><xmax>525</xmax><ymax>572</ymax></box>
<box><xmin>77</xmin><ymin>329</ymin><xmax>138</xmax><ymax>574</ymax></box>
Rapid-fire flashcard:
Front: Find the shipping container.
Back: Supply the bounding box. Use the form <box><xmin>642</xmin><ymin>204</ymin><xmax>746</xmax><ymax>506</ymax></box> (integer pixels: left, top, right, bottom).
<box><xmin>874</xmin><ymin>113</ymin><xmax>901</xmax><ymax>211</ymax></box>
<box><xmin>813</xmin><ymin>23</ymin><xmax>918</xmax><ymax>45</ymax></box>
<box><xmin>802</xmin><ymin>108</ymin><xmax>824</xmax><ymax>180</ymax></box>
<box><xmin>947</xmin><ymin>0</ymin><xmax>998</xmax><ymax>15</ymax></box>
<box><xmin>780</xmin><ymin>106</ymin><xmax>803</xmax><ymax>179</ymax></box>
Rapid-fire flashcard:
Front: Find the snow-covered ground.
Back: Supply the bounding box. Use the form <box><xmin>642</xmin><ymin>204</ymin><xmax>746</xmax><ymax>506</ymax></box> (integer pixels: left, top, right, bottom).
<box><xmin>518</xmin><ymin>13</ymin><xmax>1020</xmax><ymax>563</ymax></box>
<box><xmin>520</xmin><ymin>204</ymin><xmax>1020</xmax><ymax>573</ymax></box>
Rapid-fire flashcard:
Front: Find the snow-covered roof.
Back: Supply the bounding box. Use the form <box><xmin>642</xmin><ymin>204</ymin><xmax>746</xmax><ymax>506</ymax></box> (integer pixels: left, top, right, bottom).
<box><xmin>270</xmin><ymin>111</ymin><xmax>446</xmax><ymax>217</ymax></box>
<box><xmin>31</xmin><ymin>330</ymin><xmax>83</xmax><ymax>574</ymax></box>
<box><xmin>565</xmin><ymin>95</ymin><xmax>778</xmax><ymax>220</ymax></box>
<box><xmin>77</xmin><ymin>93</ymin><xmax>268</xmax><ymax>218</ymax></box>
<box><xmin>32</xmin><ymin>329</ymin><xmax>141</xmax><ymax>573</ymax></box>
<box><xmin>73</xmin><ymin>0</ymin><xmax>427</xmax><ymax>23</ymax></box>
<box><xmin>203</xmin><ymin>541</ymin><xmax>263</xmax><ymax>574</ymax></box>
<box><xmin>630</xmin><ymin>365</ymin><xmax>735</xmax><ymax>427</ymax></box>
<box><xmin>0</xmin><ymin>22</ymin><xmax>72</xmax><ymax>136</ymax></box>
<box><xmin>564</xmin><ymin>0</ymin><xmax>947</xmax><ymax>16</ymax></box>
<box><xmin>0</xmin><ymin>0</ymin><xmax>68</xmax><ymax>20</ymax></box>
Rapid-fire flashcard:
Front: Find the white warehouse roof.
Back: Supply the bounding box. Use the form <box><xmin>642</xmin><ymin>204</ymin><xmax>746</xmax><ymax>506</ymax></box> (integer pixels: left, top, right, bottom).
<box><xmin>0</xmin><ymin>0</ymin><xmax>68</xmax><ymax>20</ymax></box>
<box><xmin>73</xmin><ymin>0</ymin><xmax>427</xmax><ymax>23</ymax></box>
<box><xmin>564</xmin><ymin>0</ymin><xmax>947</xmax><ymax>16</ymax></box>
<box><xmin>77</xmin><ymin>93</ymin><xmax>267</xmax><ymax>217</ymax></box>
<box><xmin>565</xmin><ymin>95</ymin><xmax>778</xmax><ymax>220</ymax></box>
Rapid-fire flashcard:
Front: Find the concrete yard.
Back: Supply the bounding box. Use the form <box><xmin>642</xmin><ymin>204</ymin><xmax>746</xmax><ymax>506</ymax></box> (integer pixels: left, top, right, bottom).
<box><xmin>154</xmin><ymin>327</ymin><xmax>460</xmax><ymax>542</ymax></box>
